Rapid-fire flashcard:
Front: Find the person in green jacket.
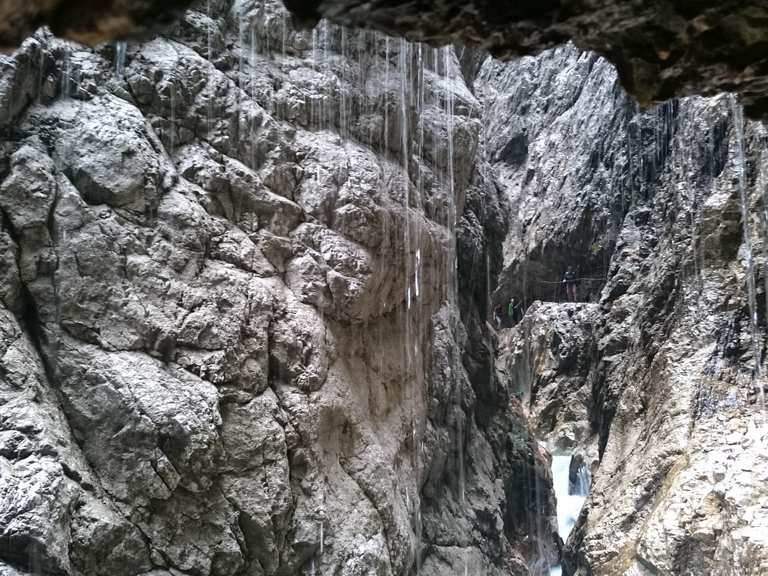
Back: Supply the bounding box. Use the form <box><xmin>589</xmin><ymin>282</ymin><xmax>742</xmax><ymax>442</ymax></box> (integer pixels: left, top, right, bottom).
<box><xmin>507</xmin><ymin>297</ymin><xmax>520</xmax><ymax>323</ymax></box>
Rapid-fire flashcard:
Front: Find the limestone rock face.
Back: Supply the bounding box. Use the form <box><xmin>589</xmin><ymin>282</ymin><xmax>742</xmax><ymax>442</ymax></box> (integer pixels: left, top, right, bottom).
<box><xmin>0</xmin><ymin>1</ymin><xmax>553</xmax><ymax>575</ymax></box>
<box><xmin>7</xmin><ymin>1</ymin><xmax>768</xmax><ymax>122</ymax></box>
<box><xmin>488</xmin><ymin>44</ymin><xmax>768</xmax><ymax>576</ymax></box>
<box><xmin>3</xmin><ymin>2</ymin><xmax>768</xmax><ymax>576</ymax></box>
<box><xmin>0</xmin><ymin>0</ymin><xmax>192</xmax><ymax>51</ymax></box>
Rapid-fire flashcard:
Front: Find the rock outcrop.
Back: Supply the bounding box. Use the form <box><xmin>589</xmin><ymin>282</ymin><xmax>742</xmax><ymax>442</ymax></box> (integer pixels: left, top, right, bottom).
<box><xmin>487</xmin><ymin>43</ymin><xmax>768</xmax><ymax>575</ymax></box>
<box><xmin>294</xmin><ymin>0</ymin><xmax>768</xmax><ymax>120</ymax></box>
<box><xmin>7</xmin><ymin>1</ymin><xmax>768</xmax><ymax>121</ymax></box>
<box><xmin>3</xmin><ymin>1</ymin><xmax>768</xmax><ymax>575</ymax></box>
<box><xmin>1</xmin><ymin>1</ymin><xmax>555</xmax><ymax>574</ymax></box>
<box><xmin>0</xmin><ymin>0</ymin><xmax>192</xmax><ymax>51</ymax></box>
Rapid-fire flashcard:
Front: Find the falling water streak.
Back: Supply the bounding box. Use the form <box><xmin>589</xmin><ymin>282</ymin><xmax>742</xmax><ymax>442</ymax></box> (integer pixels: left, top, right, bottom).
<box><xmin>249</xmin><ymin>24</ymin><xmax>257</xmax><ymax>169</ymax></box>
<box><xmin>415</xmin><ymin>248</ymin><xmax>421</xmax><ymax>299</ymax></box>
<box><xmin>314</xmin><ymin>20</ymin><xmax>323</xmax><ymax>130</ymax></box>
<box><xmin>311</xmin><ymin>24</ymin><xmax>317</xmax><ymax>70</ymax></box>
<box><xmin>309</xmin><ymin>25</ymin><xmax>316</xmax><ymax>126</ymax></box>
<box><xmin>264</xmin><ymin>5</ymin><xmax>271</xmax><ymax>59</ymax></box>
<box><xmin>281</xmin><ymin>10</ymin><xmax>287</xmax><ymax>56</ymax></box>
<box><xmin>169</xmin><ymin>81</ymin><xmax>176</xmax><ymax>156</ymax></box>
<box><xmin>415</xmin><ymin>45</ymin><xmax>426</xmax><ymax>284</ymax></box>
<box><xmin>62</xmin><ymin>47</ymin><xmax>72</xmax><ymax>97</ymax></box>
<box><xmin>37</xmin><ymin>47</ymin><xmax>46</xmax><ymax>97</ymax></box>
<box><xmin>393</xmin><ymin>36</ymin><xmax>425</xmax><ymax>576</ymax></box>
<box><xmin>322</xmin><ymin>20</ymin><xmax>329</xmax><ymax>130</ymax></box>
<box><xmin>207</xmin><ymin>0</ymin><xmax>214</xmax><ymax>134</ymax></box>
<box><xmin>319</xmin><ymin>521</ymin><xmax>324</xmax><ymax>556</ymax></box>
<box><xmin>399</xmin><ymin>38</ymin><xmax>411</xmax><ymax>363</ymax></box>
<box><xmin>415</xmin><ymin>44</ymin><xmax>424</xmax><ymax>173</ymax></box>
<box><xmin>358</xmin><ymin>32</ymin><xmax>370</xmax><ymax>148</ymax></box>
<box><xmin>339</xmin><ymin>26</ymin><xmax>347</xmax><ymax>139</ymax></box>
<box><xmin>237</xmin><ymin>12</ymin><xmax>244</xmax><ymax>89</ymax></box>
<box><xmin>441</xmin><ymin>45</ymin><xmax>464</xmax><ymax>506</ymax></box>
<box><xmin>316</xmin><ymin>22</ymin><xmax>323</xmax><ymax>129</ymax></box>
<box><xmin>445</xmin><ymin>47</ymin><xmax>456</xmax><ymax>234</ymax></box>
<box><xmin>758</xmin><ymin>149</ymin><xmax>768</xmax><ymax>414</ymax></box>
<box><xmin>398</xmin><ymin>37</ymin><xmax>414</xmax><ymax>465</ymax></box>
<box><xmin>236</xmin><ymin>3</ymin><xmax>247</xmax><ymax>119</ymax></box>
<box><xmin>384</xmin><ymin>37</ymin><xmax>390</xmax><ymax>159</ymax></box>
<box><xmin>115</xmin><ymin>41</ymin><xmax>127</xmax><ymax>78</ymax></box>
<box><xmin>730</xmin><ymin>98</ymin><xmax>763</xmax><ymax>392</ymax></box>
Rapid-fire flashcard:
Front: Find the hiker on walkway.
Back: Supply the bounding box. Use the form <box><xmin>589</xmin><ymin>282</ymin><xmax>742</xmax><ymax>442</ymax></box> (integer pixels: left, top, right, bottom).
<box><xmin>563</xmin><ymin>266</ymin><xmax>577</xmax><ymax>302</ymax></box>
<box><xmin>507</xmin><ymin>297</ymin><xmax>521</xmax><ymax>323</ymax></box>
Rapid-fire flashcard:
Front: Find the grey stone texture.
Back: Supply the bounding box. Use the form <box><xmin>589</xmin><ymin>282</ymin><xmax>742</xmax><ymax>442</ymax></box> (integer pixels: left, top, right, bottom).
<box><xmin>489</xmin><ymin>44</ymin><xmax>768</xmax><ymax>575</ymax></box>
<box><xmin>2</xmin><ymin>2</ymin><xmax>768</xmax><ymax>576</ymax></box>
<box><xmin>0</xmin><ymin>1</ymin><xmax>552</xmax><ymax>575</ymax></box>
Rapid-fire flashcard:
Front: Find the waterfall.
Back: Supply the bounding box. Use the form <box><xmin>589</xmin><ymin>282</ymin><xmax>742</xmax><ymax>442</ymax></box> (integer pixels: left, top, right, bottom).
<box><xmin>207</xmin><ymin>0</ymin><xmax>214</xmax><ymax>133</ymax></box>
<box><xmin>759</xmin><ymin>150</ymin><xmax>768</xmax><ymax>413</ymax></box>
<box><xmin>114</xmin><ymin>40</ymin><xmax>127</xmax><ymax>77</ymax></box>
<box><xmin>731</xmin><ymin>98</ymin><xmax>763</xmax><ymax>387</ymax></box>
<box><xmin>549</xmin><ymin>454</ymin><xmax>590</xmax><ymax>575</ymax></box>
<box><xmin>551</xmin><ymin>455</ymin><xmax>588</xmax><ymax>540</ymax></box>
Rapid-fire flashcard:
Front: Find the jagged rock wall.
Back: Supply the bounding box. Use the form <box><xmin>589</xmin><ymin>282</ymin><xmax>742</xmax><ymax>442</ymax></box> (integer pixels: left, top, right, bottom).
<box><xmin>0</xmin><ymin>1</ymin><xmax>555</xmax><ymax>575</ymax></box>
<box><xmin>487</xmin><ymin>44</ymin><xmax>768</xmax><ymax>575</ymax></box>
<box><xmin>285</xmin><ymin>0</ymin><xmax>768</xmax><ymax>120</ymax></box>
<box><xmin>478</xmin><ymin>45</ymin><xmax>632</xmax><ymax>308</ymax></box>
<box><xmin>6</xmin><ymin>3</ymin><xmax>767</xmax><ymax>576</ymax></box>
<box><xmin>0</xmin><ymin>0</ymin><xmax>193</xmax><ymax>51</ymax></box>
<box><xmin>8</xmin><ymin>1</ymin><xmax>768</xmax><ymax>125</ymax></box>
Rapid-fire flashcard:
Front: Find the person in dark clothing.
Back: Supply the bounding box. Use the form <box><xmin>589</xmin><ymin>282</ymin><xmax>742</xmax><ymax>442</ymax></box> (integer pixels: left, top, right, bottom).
<box><xmin>507</xmin><ymin>297</ymin><xmax>523</xmax><ymax>324</ymax></box>
<box><xmin>563</xmin><ymin>267</ymin><xmax>577</xmax><ymax>302</ymax></box>
<box><xmin>507</xmin><ymin>298</ymin><xmax>516</xmax><ymax>322</ymax></box>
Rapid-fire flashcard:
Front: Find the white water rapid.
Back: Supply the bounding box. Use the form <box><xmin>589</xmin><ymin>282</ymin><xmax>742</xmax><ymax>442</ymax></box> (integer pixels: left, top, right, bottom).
<box><xmin>549</xmin><ymin>454</ymin><xmax>590</xmax><ymax>576</ymax></box>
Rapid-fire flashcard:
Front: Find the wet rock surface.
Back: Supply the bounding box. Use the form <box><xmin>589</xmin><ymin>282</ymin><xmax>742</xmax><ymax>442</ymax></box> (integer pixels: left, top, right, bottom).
<box><xmin>302</xmin><ymin>0</ymin><xmax>768</xmax><ymax>121</ymax></box>
<box><xmin>3</xmin><ymin>2</ymin><xmax>768</xmax><ymax>576</ymax></box>
<box><xmin>488</xmin><ymin>44</ymin><xmax>768</xmax><ymax>575</ymax></box>
<box><xmin>0</xmin><ymin>0</ymin><xmax>192</xmax><ymax>51</ymax></box>
<box><xmin>7</xmin><ymin>0</ymin><xmax>768</xmax><ymax>122</ymax></box>
<box><xmin>0</xmin><ymin>1</ymin><xmax>554</xmax><ymax>574</ymax></box>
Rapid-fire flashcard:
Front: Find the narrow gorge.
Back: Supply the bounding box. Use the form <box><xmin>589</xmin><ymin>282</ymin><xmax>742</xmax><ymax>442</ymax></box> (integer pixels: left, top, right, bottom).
<box><xmin>1</xmin><ymin>1</ymin><xmax>766</xmax><ymax>575</ymax></box>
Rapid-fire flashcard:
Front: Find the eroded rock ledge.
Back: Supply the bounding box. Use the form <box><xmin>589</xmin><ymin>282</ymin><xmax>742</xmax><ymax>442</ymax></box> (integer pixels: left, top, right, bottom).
<box><xmin>291</xmin><ymin>0</ymin><xmax>768</xmax><ymax>118</ymax></box>
<box><xmin>4</xmin><ymin>0</ymin><xmax>768</xmax><ymax>119</ymax></box>
<box><xmin>0</xmin><ymin>0</ymin><xmax>190</xmax><ymax>50</ymax></box>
